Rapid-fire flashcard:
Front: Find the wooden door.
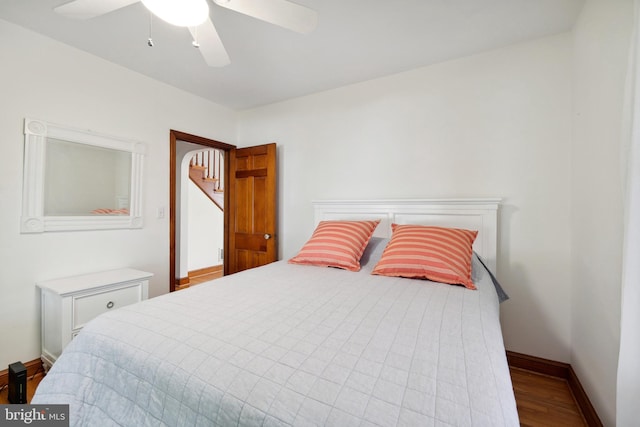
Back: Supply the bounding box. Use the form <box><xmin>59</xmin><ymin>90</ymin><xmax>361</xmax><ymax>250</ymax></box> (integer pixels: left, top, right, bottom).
<box><xmin>227</xmin><ymin>143</ymin><xmax>277</xmax><ymax>274</ymax></box>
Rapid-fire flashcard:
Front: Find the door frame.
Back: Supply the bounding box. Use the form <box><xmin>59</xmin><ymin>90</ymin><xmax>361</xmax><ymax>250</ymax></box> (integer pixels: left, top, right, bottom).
<box><xmin>169</xmin><ymin>130</ymin><xmax>236</xmax><ymax>292</ymax></box>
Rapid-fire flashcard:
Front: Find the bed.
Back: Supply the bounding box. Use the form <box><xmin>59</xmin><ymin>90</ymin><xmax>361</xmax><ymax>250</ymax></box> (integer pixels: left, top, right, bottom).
<box><xmin>32</xmin><ymin>199</ymin><xmax>519</xmax><ymax>426</ymax></box>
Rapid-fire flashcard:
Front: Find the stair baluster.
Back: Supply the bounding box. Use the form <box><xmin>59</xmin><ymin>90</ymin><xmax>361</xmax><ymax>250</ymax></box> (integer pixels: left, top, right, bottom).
<box><xmin>188</xmin><ymin>149</ymin><xmax>224</xmax><ymax>211</ymax></box>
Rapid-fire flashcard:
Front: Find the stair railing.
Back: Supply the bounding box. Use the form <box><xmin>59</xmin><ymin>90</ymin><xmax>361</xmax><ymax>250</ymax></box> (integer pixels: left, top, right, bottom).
<box><xmin>189</xmin><ymin>149</ymin><xmax>224</xmax><ymax>210</ymax></box>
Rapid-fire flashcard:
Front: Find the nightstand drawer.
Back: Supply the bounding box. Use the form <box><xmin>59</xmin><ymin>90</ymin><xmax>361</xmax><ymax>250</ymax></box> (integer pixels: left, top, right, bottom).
<box><xmin>73</xmin><ymin>283</ymin><xmax>142</xmax><ymax>329</ymax></box>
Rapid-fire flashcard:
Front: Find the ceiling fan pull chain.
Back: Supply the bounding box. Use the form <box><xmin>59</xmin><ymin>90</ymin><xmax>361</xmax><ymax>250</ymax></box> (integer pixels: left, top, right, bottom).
<box><xmin>147</xmin><ymin>10</ymin><xmax>154</xmax><ymax>47</ymax></box>
<box><xmin>192</xmin><ymin>26</ymin><xmax>200</xmax><ymax>49</ymax></box>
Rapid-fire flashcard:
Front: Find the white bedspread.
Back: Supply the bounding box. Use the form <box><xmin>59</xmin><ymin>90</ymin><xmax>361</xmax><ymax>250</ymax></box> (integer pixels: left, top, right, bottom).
<box><xmin>33</xmin><ymin>254</ymin><xmax>519</xmax><ymax>426</ymax></box>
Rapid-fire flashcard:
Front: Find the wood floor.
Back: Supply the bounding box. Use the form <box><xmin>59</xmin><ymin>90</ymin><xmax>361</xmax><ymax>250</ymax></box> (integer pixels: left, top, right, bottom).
<box><xmin>510</xmin><ymin>367</ymin><xmax>587</xmax><ymax>426</ymax></box>
<box><xmin>175</xmin><ymin>269</ymin><xmax>223</xmax><ymax>291</ymax></box>
<box><xmin>188</xmin><ymin>270</ymin><xmax>222</xmax><ymax>286</ymax></box>
<box><xmin>1</xmin><ymin>366</ymin><xmax>587</xmax><ymax>426</ymax></box>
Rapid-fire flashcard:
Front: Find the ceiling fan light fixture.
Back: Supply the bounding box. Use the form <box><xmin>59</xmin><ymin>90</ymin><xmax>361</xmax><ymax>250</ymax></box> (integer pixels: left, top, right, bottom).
<box><xmin>142</xmin><ymin>0</ymin><xmax>209</xmax><ymax>27</ymax></box>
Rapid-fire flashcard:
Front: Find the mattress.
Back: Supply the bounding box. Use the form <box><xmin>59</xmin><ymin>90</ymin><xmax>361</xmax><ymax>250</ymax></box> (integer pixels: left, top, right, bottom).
<box><xmin>32</xmin><ymin>240</ymin><xmax>519</xmax><ymax>426</ymax></box>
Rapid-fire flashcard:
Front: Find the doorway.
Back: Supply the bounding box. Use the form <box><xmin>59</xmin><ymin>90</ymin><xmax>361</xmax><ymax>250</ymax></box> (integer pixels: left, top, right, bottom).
<box><xmin>169</xmin><ymin>130</ymin><xmax>235</xmax><ymax>292</ymax></box>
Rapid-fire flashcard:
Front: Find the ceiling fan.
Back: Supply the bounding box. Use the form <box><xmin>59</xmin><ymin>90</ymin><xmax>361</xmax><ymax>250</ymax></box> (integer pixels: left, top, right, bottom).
<box><xmin>54</xmin><ymin>0</ymin><xmax>318</xmax><ymax>67</ymax></box>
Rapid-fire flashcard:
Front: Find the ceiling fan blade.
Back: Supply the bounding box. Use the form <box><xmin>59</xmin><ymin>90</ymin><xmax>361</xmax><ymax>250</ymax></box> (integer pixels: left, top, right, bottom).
<box><xmin>54</xmin><ymin>0</ymin><xmax>140</xmax><ymax>19</ymax></box>
<box><xmin>189</xmin><ymin>18</ymin><xmax>231</xmax><ymax>67</ymax></box>
<box><xmin>213</xmin><ymin>0</ymin><xmax>317</xmax><ymax>34</ymax></box>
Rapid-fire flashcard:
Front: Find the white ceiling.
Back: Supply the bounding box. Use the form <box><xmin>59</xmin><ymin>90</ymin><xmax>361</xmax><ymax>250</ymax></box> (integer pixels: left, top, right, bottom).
<box><xmin>0</xmin><ymin>0</ymin><xmax>584</xmax><ymax>110</ymax></box>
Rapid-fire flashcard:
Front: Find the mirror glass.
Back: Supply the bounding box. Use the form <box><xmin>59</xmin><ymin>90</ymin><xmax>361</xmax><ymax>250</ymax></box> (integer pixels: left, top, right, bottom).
<box><xmin>44</xmin><ymin>139</ymin><xmax>132</xmax><ymax>216</ymax></box>
<box><xmin>21</xmin><ymin>118</ymin><xmax>145</xmax><ymax>233</ymax></box>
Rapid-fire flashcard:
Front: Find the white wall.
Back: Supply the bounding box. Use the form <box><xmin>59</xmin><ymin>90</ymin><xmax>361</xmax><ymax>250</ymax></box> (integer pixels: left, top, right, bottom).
<box><xmin>187</xmin><ymin>180</ymin><xmax>223</xmax><ymax>270</ymax></box>
<box><xmin>570</xmin><ymin>1</ymin><xmax>633</xmax><ymax>425</ymax></box>
<box><xmin>239</xmin><ymin>34</ymin><xmax>574</xmax><ymax>362</ymax></box>
<box><xmin>0</xmin><ymin>19</ymin><xmax>237</xmax><ymax>369</ymax></box>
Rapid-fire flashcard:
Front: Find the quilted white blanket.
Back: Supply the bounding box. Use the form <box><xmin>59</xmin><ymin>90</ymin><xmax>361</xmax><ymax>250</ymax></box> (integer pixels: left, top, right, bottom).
<box><xmin>33</xmin><ymin>250</ymin><xmax>518</xmax><ymax>426</ymax></box>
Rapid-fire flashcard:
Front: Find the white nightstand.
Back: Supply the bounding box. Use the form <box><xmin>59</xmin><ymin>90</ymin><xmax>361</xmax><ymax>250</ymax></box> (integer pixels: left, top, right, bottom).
<box><xmin>37</xmin><ymin>268</ymin><xmax>153</xmax><ymax>370</ymax></box>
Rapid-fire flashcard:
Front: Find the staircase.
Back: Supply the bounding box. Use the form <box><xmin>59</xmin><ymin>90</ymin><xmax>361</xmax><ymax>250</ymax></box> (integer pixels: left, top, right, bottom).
<box><xmin>189</xmin><ymin>149</ymin><xmax>224</xmax><ymax>210</ymax></box>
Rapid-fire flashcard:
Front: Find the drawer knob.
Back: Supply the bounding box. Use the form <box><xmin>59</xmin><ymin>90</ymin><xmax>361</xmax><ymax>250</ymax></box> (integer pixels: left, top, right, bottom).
<box><xmin>106</xmin><ymin>301</ymin><xmax>115</xmax><ymax>309</ymax></box>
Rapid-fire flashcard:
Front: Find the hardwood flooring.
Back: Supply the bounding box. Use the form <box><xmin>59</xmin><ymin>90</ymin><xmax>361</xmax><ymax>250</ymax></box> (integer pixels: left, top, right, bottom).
<box><xmin>510</xmin><ymin>367</ymin><xmax>587</xmax><ymax>426</ymax></box>
<box><xmin>2</xmin><ymin>366</ymin><xmax>588</xmax><ymax>426</ymax></box>
<box><xmin>188</xmin><ymin>270</ymin><xmax>222</xmax><ymax>286</ymax></box>
<box><xmin>175</xmin><ymin>269</ymin><xmax>223</xmax><ymax>291</ymax></box>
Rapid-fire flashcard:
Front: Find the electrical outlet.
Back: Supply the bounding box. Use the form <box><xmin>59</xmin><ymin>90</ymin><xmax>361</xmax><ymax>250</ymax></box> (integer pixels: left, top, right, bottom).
<box><xmin>157</xmin><ymin>207</ymin><xmax>165</xmax><ymax>219</ymax></box>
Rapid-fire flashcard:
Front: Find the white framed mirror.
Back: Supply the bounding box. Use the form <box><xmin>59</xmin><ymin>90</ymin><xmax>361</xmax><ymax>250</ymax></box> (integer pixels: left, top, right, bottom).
<box><xmin>21</xmin><ymin>118</ymin><xmax>145</xmax><ymax>233</ymax></box>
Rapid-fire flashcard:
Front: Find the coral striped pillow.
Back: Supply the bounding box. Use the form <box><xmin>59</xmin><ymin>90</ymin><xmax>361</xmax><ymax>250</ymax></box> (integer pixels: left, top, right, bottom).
<box><xmin>289</xmin><ymin>220</ymin><xmax>380</xmax><ymax>271</ymax></box>
<box><xmin>372</xmin><ymin>224</ymin><xmax>478</xmax><ymax>289</ymax></box>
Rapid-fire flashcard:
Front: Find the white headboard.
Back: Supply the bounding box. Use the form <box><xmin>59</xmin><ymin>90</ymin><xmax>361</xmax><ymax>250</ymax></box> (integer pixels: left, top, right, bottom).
<box><xmin>313</xmin><ymin>199</ymin><xmax>501</xmax><ymax>271</ymax></box>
